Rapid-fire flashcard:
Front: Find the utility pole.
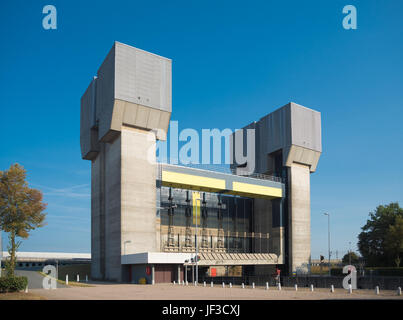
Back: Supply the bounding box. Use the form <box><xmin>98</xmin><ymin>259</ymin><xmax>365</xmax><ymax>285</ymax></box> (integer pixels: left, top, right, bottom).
<box><xmin>195</xmin><ymin>197</ymin><xmax>201</xmax><ymax>284</ymax></box>
<box><xmin>324</xmin><ymin>213</ymin><xmax>331</xmax><ymax>276</ymax></box>
<box><xmin>349</xmin><ymin>242</ymin><xmax>352</xmax><ymax>265</ymax></box>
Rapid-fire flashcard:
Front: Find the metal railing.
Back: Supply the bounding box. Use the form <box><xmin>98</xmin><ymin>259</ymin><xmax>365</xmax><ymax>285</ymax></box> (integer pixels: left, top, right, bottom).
<box><xmin>157</xmin><ymin>161</ymin><xmax>283</xmax><ymax>183</ymax></box>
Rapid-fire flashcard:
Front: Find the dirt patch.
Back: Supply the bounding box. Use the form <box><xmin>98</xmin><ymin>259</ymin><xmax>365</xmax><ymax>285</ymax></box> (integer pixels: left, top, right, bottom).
<box><xmin>0</xmin><ymin>292</ymin><xmax>46</xmax><ymax>300</ymax></box>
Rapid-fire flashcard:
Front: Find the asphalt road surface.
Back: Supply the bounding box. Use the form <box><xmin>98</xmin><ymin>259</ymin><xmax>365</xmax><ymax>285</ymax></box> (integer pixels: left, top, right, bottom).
<box><xmin>15</xmin><ymin>270</ymin><xmax>67</xmax><ymax>289</ymax></box>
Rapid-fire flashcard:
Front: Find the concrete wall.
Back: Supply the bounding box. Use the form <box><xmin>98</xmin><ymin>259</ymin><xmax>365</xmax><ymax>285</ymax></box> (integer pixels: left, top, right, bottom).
<box><xmin>288</xmin><ymin>163</ymin><xmax>311</xmax><ymax>274</ymax></box>
<box><xmin>121</xmin><ymin>126</ymin><xmax>157</xmax><ymax>258</ymax></box>
<box><xmin>90</xmin><ymin>126</ymin><xmax>158</xmax><ymax>282</ymax></box>
<box><xmin>91</xmin><ymin>136</ymin><xmax>122</xmax><ymax>281</ymax></box>
<box><xmin>91</xmin><ymin>147</ymin><xmax>103</xmax><ymax>280</ymax></box>
<box><xmin>104</xmin><ymin>135</ymin><xmax>122</xmax><ymax>281</ymax></box>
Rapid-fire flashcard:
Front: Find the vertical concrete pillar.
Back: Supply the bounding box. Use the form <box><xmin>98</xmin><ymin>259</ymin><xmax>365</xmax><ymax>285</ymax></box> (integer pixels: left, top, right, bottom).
<box><xmin>288</xmin><ymin>163</ymin><xmax>311</xmax><ymax>274</ymax></box>
<box><xmin>152</xmin><ymin>265</ymin><xmax>155</xmax><ymax>285</ymax></box>
<box><xmin>185</xmin><ymin>265</ymin><xmax>188</xmax><ymax>283</ymax></box>
<box><xmin>177</xmin><ymin>265</ymin><xmax>181</xmax><ymax>283</ymax></box>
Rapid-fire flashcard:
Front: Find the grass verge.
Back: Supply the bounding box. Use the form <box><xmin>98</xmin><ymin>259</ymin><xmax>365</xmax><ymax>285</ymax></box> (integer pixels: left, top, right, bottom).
<box><xmin>38</xmin><ymin>272</ymin><xmax>94</xmax><ymax>287</ymax></box>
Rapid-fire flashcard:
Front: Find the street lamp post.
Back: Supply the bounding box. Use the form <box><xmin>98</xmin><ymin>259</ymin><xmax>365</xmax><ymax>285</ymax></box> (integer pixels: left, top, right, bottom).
<box><xmin>195</xmin><ymin>197</ymin><xmax>201</xmax><ymax>284</ymax></box>
<box><xmin>124</xmin><ymin>240</ymin><xmax>132</xmax><ymax>255</ymax></box>
<box><xmin>349</xmin><ymin>241</ymin><xmax>352</xmax><ymax>265</ymax></box>
<box><xmin>324</xmin><ymin>213</ymin><xmax>331</xmax><ymax>276</ymax></box>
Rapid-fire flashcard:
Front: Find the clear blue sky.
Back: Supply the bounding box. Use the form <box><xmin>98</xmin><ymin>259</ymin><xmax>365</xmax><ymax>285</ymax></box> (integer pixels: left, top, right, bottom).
<box><xmin>0</xmin><ymin>0</ymin><xmax>402</xmax><ymax>259</ymax></box>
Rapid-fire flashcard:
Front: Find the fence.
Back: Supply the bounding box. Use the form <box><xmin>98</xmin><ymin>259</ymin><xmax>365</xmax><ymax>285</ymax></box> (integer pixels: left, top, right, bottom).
<box><xmin>199</xmin><ymin>274</ymin><xmax>403</xmax><ymax>290</ymax></box>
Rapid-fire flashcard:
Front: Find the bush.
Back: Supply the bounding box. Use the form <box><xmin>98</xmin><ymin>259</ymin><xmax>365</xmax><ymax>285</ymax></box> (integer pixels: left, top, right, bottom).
<box><xmin>330</xmin><ymin>268</ymin><xmax>343</xmax><ymax>276</ymax></box>
<box><xmin>0</xmin><ymin>276</ymin><xmax>28</xmax><ymax>293</ymax></box>
<box><xmin>366</xmin><ymin>267</ymin><xmax>403</xmax><ymax>276</ymax></box>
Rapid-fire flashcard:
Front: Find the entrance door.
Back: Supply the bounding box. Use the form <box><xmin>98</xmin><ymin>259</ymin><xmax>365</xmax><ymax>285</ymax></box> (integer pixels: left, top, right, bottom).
<box><xmin>154</xmin><ymin>264</ymin><xmax>175</xmax><ymax>283</ymax></box>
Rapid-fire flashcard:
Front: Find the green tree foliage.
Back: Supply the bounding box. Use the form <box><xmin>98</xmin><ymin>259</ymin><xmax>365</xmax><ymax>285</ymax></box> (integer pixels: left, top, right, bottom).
<box><xmin>342</xmin><ymin>251</ymin><xmax>360</xmax><ymax>265</ymax></box>
<box><xmin>358</xmin><ymin>203</ymin><xmax>403</xmax><ymax>267</ymax></box>
<box><xmin>385</xmin><ymin>216</ymin><xmax>403</xmax><ymax>267</ymax></box>
<box><xmin>0</xmin><ymin>164</ymin><xmax>47</xmax><ymax>276</ymax></box>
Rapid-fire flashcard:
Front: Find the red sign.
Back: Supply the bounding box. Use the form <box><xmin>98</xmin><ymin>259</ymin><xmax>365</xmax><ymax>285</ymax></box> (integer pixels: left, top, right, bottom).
<box><xmin>211</xmin><ymin>268</ymin><xmax>217</xmax><ymax>277</ymax></box>
<box><xmin>146</xmin><ymin>266</ymin><xmax>151</xmax><ymax>275</ymax></box>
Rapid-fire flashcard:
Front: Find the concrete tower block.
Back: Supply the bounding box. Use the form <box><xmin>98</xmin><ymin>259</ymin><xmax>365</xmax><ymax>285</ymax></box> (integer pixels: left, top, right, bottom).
<box><xmin>81</xmin><ymin>41</ymin><xmax>172</xmax><ymax>160</ymax></box>
<box><xmin>230</xmin><ymin>102</ymin><xmax>321</xmax><ymax>275</ymax></box>
<box><xmin>81</xmin><ymin>42</ymin><xmax>171</xmax><ymax>281</ymax></box>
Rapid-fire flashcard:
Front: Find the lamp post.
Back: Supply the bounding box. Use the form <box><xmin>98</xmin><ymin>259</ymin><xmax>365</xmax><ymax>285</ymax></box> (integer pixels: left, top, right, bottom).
<box><xmin>349</xmin><ymin>241</ymin><xmax>351</xmax><ymax>265</ymax></box>
<box><xmin>194</xmin><ymin>197</ymin><xmax>201</xmax><ymax>284</ymax></box>
<box><xmin>323</xmin><ymin>213</ymin><xmax>331</xmax><ymax>276</ymax></box>
<box><xmin>124</xmin><ymin>240</ymin><xmax>132</xmax><ymax>255</ymax></box>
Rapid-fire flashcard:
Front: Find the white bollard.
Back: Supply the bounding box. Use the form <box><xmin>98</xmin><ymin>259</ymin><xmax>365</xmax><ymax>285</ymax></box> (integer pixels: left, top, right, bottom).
<box><xmin>186</xmin><ymin>281</ymin><xmax>188</xmax><ymax>286</ymax></box>
<box><xmin>173</xmin><ymin>280</ymin><xmax>176</xmax><ymax>285</ymax></box>
<box><xmin>211</xmin><ymin>281</ymin><xmax>213</xmax><ymax>287</ymax></box>
<box><xmin>295</xmin><ymin>284</ymin><xmax>298</xmax><ymax>291</ymax></box>
<box><xmin>266</xmin><ymin>282</ymin><xmax>269</xmax><ymax>290</ymax></box>
<box><xmin>222</xmin><ymin>282</ymin><xmax>225</xmax><ymax>288</ymax></box>
<box><xmin>348</xmin><ymin>284</ymin><xmax>352</xmax><ymax>294</ymax></box>
<box><xmin>182</xmin><ymin>280</ymin><xmax>185</xmax><ymax>286</ymax></box>
<box><xmin>66</xmin><ymin>274</ymin><xmax>68</xmax><ymax>285</ymax></box>
<box><xmin>310</xmin><ymin>284</ymin><xmax>314</xmax><ymax>292</ymax></box>
<box><xmin>229</xmin><ymin>283</ymin><xmax>232</xmax><ymax>288</ymax></box>
<box><xmin>242</xmin><ymin>283</ymin><xmax>245</xmax><ymax>289</ymax></box>
<box><xmin>25</xmin><ymin>285</ymin><xmax>28</xmax><ymax>293</ymax></box>
<box><xmin>203</xmin><ymin>281</ymin><xmax>206</xmax><ymax>287</ymax></box>
<box><xmin>85</xmin><ymin>275</ymin><xmax>88</xmax><ymax>282</ymax></box>
<box><xmin>277</xmin><ymin>283</ymin><xmax>281</xmax><ymax>291</ymax></box>
<box><xmin>330</xmin><ymin>285</ymin><xmax>334</xmax><ymax>293</ymax></box>
<box><xmin>194</xmin><ymin>281</ymin><xmax>197</xmax><ymax>286</ymax></box>
<box><xmin>375</xmin><ymin>286</ymin><xmax>379</xmax><ymax>295</ymax></box>
<box><xmin>397</xmin><ymin>287</ymin><xmax>401</xmax><ymax>296</ymax></box>
<box><xmin>252</xmin><ymin>282</ymin><xmax>255</xmax><ymax>289</ymax></box>
<box><xmin>77</xmin><ymin>274</ymin><xmax>79</xmax><ymax>282</ymax></box>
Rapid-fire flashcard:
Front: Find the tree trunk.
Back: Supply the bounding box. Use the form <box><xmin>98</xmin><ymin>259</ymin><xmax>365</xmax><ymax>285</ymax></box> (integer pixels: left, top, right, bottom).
<box><xmin>7</xmin><ymin>231</ymin><xmax>16</xmax><ymax>277</ymax></box>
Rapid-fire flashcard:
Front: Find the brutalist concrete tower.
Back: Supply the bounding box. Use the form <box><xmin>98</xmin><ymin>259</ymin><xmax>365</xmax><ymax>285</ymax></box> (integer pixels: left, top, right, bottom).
<box><xmin>80</xmin><ymin>42</ymin><xmax>171</xmax><ymax>281</ymax></box>
<box><xmin>231</xmin><ymin>102</ymin><xmax>322</xmax><ymax>274</ymax></box>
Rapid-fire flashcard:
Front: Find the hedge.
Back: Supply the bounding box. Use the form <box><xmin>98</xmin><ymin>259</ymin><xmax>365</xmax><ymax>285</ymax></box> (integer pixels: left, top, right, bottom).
<box><xmin>0</xmin><ymin>276</ymin><xmax>28</xmax><ymax>293</ymax></box>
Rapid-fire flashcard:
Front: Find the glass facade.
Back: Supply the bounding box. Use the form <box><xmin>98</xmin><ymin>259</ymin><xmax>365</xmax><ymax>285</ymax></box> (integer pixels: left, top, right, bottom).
<box><xmin>158</xmin><ymin>185</ymin><xmax>263</xmax><ymax>253</ymax></box>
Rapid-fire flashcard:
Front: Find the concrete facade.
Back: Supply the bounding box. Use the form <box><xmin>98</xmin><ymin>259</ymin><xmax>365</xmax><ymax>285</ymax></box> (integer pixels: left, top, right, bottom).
<box><xmin>81</xmin><ymin>42</ymin><xmax>322</xmax><ymax>282</ymax></box>
<box><xmin>82</xmin><ymin>42</ymin><xmax>171</xmax><ymax>281</ymax></box>
<box><xmin>231</xmin><ymin>102</ymin><xmax>322</xmax><ymax>274</ymax></box>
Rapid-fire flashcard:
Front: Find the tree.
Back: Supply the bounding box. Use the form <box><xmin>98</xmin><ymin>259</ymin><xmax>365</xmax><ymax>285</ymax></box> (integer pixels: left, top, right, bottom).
<box><xmin>384</xmin><ymin>216</ymin><xmax>403</xmax><ymax>267</ymax></box>
<box><xmin>342</xmin><ymin>251</ymin><xmax>360</xmax><ymax>265</ymax></box>
<box><xmin>0</xmin><ymin>164</ymin><xmax>47</xmax><ymax>276</ymax></box>
<box><xmin>358</xmin><ymin>203</ymin><xmax>403</xmax><ymax>267</ymax></box>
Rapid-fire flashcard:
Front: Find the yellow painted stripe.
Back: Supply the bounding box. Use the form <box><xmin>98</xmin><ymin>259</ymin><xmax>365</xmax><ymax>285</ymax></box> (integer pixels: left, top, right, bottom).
<box><xmin>232</xmin><ymin>181</ymin><xmax>282</xmax><ymax>198</ymax></box>
<box><xmin>192</xmin><ymin>191</ymin><xmax>200</xmax><ymax>225</ymax></box>
<box><xmin>162</xmin><ymin>170</ymin><xmax>226</xmax><ymax>190</ymax></box>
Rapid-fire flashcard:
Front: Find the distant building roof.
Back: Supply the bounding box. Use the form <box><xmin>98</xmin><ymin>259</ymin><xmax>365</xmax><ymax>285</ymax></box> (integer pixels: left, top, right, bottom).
<box><xmin>1</xmin><ymin>251</ymin><xmax>91</xmax><ymax>261</ymax></box>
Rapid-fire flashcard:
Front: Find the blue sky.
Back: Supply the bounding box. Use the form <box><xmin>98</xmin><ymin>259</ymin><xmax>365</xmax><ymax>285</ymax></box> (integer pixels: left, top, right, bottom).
<box><xmin>0</xmin><ymin>0</ymin><xmax>402</xmax><ymax>259</ymax></box>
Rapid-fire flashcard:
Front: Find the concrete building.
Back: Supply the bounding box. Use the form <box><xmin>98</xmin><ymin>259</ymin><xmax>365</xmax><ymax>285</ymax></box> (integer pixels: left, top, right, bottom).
<box><xmin>80</xmin><ymin>42</ymin><xmax>322</xmax><ymax>283</ymax></box>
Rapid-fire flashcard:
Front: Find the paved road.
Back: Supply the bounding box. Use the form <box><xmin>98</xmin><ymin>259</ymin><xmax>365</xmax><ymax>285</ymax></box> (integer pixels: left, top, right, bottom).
<box><xmin>31</xmin><ymin>283</ymin><xmax>403</xmax><ymax>300</ymax></box>
<box><xmin>15</xmin><ymin>270</ymin><xmax>67</xmax><ymax>289</ymax></box>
